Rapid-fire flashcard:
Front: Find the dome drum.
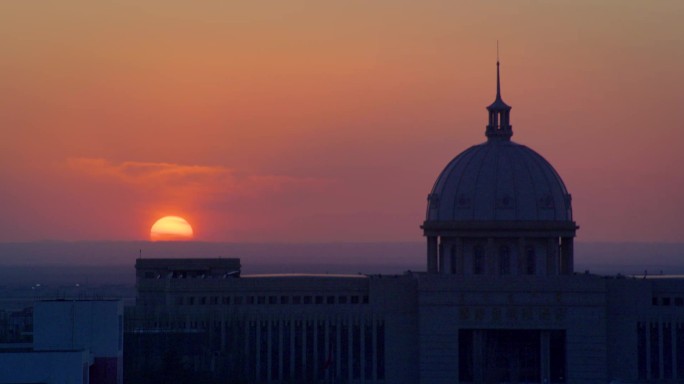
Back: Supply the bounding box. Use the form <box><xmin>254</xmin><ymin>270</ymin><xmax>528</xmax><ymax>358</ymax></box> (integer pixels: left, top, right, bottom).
<box><xmin>422</xmin><ymin>220</ymin><xmax>578</xmax><ymax>238</ymax></box>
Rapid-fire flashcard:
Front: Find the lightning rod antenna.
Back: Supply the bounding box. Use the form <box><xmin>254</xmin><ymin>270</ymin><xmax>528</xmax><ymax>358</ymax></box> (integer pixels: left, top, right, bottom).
<box><xmin>497</xmin><ymin>40</ymin><xmax>499</xmax><ymax>63</ymax></box>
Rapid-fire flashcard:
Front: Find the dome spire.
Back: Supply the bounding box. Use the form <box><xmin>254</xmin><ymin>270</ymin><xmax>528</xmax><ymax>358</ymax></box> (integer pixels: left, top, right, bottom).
<box><xmin>486</xmin><ymin>45</ymin><xmax>512</xmax><ymax>140</ymax></box>
<box><xmin>496</xmin><ymin>41</ymin><xmax>501</xmax><ymax>100</ymax></box>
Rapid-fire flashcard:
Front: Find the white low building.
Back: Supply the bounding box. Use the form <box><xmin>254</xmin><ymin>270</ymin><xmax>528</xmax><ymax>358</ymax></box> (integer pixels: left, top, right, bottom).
<box><xmin>0</xmin><ymin>300</ymin><xmax>123</xmax><ymax>384</ymax></box>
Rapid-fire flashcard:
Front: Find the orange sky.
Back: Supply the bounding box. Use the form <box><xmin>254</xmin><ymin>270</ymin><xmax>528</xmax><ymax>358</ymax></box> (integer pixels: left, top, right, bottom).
<box><xmin>1</xmin><ymin>1</ymin><xmax>683</xmax><ymax>242</ymax></box>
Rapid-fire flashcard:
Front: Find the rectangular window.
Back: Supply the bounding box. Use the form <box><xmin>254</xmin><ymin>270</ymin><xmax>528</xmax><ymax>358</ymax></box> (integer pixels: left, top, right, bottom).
<box><xmin>351</xmin><ymin>296</ymin><xmax>359</xmax><ymax>304</ymax></box>
<box><xmin>222</xmin><ymin>322</ymin><xmax>233</xmax><ymax>371</ymax></box>
<box><xmin>259</xmin><ymin>323</ymin><xmax>268</xmax><ymax>381</ymax></box>
<box><xmin>316</xmin><ymin>322</ymin><xmax>326</xmax><ymax>381</ymax></box>
<box><xmin>248</xmin><ymin>323</ymin><xmax>257</xmax><ymax>380</ymax></box>
<box><xmin>222</xmin><ymin>296</ymin><xmax>231</xmax><ymax>305</ymax></box>
<box><xmin>268</xmin><ymin>296</ymin><xmax>277</xmax><ymax>305</ymax></box>
<box><xmin>315</xmin><ymin>296</ymin><xmax>324</xmax><ymax>304</ymax></box>
<box><xmin>376</xmin><ymin>322</ymin><xmax>385</xmax><ymax>380</ymax></box>
<box><xmin>352</xmin><ymin>324</ymin><xmax>361</xmax><ymax>379</ymax></box>
<box><xmin>474</xmin><ymin>245</ymin><xmax>485</xmax><ymax>275</ymax></box>
<box><xmin>306</xmin><ymin>322</ymin><xmax>315</xmax><ymax>381</ymax></box>
<box><xmin>294</xmin><ymin>322</ymin><xmax>303</xmax><ymax>380</ymax></box>
<box><xmin>234</xmin><ymin>296</ymin><xmax>243</xmax><ymax>305</ymax></box>
<box><xmin>304</xmin><ymin>296</ymin><xmax>312</xmax><ymax>304</ymax></box>
<box><xmin>651</xmin><ymin>323</ymin><xmax>660</xmax><ymax>379</ymax></box>
<box><xmin>283</xmin><ymin>322</ymin><xmax>291</xmax><ymax>381</ymax></box>
<box><xmin>526</xmin><ymin>246</ymin><xmax>536</xmax><ymax>275</ymax></box>
<box><xmin>340</xmin><ymin>323</ymin><xmax>349</xmax><ymax>381</ymax></box>
<box><xmin>281</xmin><ymin>296</ymin><xmax>289</xmax><ymax>304</ymax></box>
<box><xmin>328</xmin><ymin>324</ymin><xmax>337</xmax><ymax>381</ymax></box>
<box><xmin>293</xmin><ymin>296</ymin><xmax>302</xmax><ymax>304</ymax></box>
<box><xmin>326</xmin><ymin>296</ymin><xmax>335</xmax><ymax>304</ymax></box>
<box><xmin>664</xmin><ymin>323</ymin><xmax>673</xmax><ymax>379</ymax></box>
<box><xmin>212</xmin><ymin>321</ymin><xmax>221</xmax><ymax>351</ymax></box>
<box><xmin>271</xmin><ymin>322</ymin><xmax>280</xmax><ymax>381</ymax></box>
<box><xmin>677</xmin><ymin>323</ymin><xmax>684</xmax><ymax>379</ymax></box>
<box><xmin>458</xmin><ymin>330</ymin><xmax>474</xmax><ymax>382</ymax></box>
<box><xmin>364</xmin><ymin>324</ymin><xmax>374</xmax><ymax>380</ymax></box>
<box><xmin>637</xmin><ymin>323</ymin><xmax>647</xmax><ymax>380</ymax></box>
<box><xmin>550</xmin><ymin>330</ymin><xmax>566</xmax><ymax>383</ymax></box>
<box><xmin>499</xmin><ymin>246</ymin><xmax>511</xmax><ymax>275</ymax></box>
<box><xmin>338</xmin><ymin>296</ymin><xmax>348</xmax><ymax>304</ymax></box>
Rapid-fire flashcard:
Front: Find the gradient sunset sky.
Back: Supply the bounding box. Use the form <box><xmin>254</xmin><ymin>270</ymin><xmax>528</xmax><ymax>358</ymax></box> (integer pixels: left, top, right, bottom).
<box><xmin>1</xmin><ymin>1</ymin><xmax>682</xmax><ymax>243</ymax></box>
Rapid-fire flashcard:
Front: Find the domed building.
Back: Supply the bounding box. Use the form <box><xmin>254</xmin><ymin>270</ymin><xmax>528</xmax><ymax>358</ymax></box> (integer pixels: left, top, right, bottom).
<box><xmin>125</xmin><ymin>62</ymin><xmax>684</xmax><ymax>384</ymax></box>
<box><xmin>422</xmin><ymin>61</ymin><xmax>577</xmax><ymax>277</ymax></box>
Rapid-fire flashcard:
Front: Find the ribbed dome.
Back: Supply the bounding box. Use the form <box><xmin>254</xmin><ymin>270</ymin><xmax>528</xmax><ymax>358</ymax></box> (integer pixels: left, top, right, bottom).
<box><xmin>426</xmin><ymin>140</ymin><xmax>572</xmax><ymax>222</ymax></box>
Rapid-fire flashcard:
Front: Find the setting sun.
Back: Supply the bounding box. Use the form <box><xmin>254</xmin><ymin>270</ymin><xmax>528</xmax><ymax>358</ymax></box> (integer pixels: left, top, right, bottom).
<box><xmin>150</xmin><ymin>216</ymin><xmax>194</xmax><ymax>241</ymax></box>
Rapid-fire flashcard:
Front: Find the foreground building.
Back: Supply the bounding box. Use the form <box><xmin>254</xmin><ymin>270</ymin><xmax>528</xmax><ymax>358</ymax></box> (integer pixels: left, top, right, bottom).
<box><xmin>125</xmin><ymin>63</ymin><xmax>684</xmax><ymax>383</ymax></box>
<box><xmin>0</xmin><ymin>299</ymin><xmax>123</xmax><ymax>384</ymax></box>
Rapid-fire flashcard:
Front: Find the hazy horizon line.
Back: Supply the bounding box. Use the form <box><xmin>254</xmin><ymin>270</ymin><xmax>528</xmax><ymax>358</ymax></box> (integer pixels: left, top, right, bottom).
<box><xmin>3</xmin><ymin>240</ymin><xmax>683</xmax><ymax>245</ymax></box>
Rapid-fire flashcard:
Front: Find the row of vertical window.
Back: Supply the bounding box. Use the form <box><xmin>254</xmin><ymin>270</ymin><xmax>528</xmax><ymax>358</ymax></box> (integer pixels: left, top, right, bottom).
<box><xmin>468</xmin><ymin>245</ymin><xmax>536</xmax><ymax>275</ymax></box>
<box><xmin>125</xmin><ymin>319</ymin><xmax>385</xmax><ymax>383</ymax></box>
<box><xmin>233</xmin><ymin>320</ymin><xmax>386</xmax><ymax>382</ymax></box>
<box><xmin>175</xmin><ymin>294</ymin><xmax>370</xmax><ymax>306</ymax></box>
<box><xmin>637</xmin><ymin>322</ymin><xmax>684</xmax><ymax>380</ymax></box>
<box><xmin>146</xmin><ymin>319</ymin><xmax>206</xmax><ymax>330</ymax></box>
<box><xmin>652</xmin><ymin>297</ymin><xmax>684</xmax><ymax>306</ymax></box>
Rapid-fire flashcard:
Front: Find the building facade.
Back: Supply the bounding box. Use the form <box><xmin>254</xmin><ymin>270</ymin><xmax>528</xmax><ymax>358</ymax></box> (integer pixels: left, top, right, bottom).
<box><xmin>0</xmin><ymin>299</ymin><xmax>123</xmax><ymax>384</ymax></box>
<box><xmin>125</xmin><ymin>63</ymin><xmax>684</xmax><ymax>384</ymax></box>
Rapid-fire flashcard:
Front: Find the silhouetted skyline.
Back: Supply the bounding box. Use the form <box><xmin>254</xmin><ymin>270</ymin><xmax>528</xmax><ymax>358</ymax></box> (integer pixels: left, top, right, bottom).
<box><xmin>0</xmin><ymin>241</ymin><xmax>683</xmax><ymax>286</ymax></box>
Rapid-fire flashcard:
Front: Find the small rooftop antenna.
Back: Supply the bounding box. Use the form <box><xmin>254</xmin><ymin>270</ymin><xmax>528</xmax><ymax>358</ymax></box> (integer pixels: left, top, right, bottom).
<box><xmin>139</xmin><ymin>249</ymin><xmax>142</xmax><ymax>259</ymax></box>
<box><xmin>495</xmin><ymin>40</ymin><xmax>502</xmax><ymax>99</ymax></box>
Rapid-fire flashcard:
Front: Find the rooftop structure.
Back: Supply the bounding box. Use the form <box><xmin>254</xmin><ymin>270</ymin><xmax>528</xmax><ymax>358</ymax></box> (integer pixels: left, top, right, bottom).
<box><xmin>423</xmin><ymin>61</ymin><xmax>576</xmax><ymax>276</ymax></box>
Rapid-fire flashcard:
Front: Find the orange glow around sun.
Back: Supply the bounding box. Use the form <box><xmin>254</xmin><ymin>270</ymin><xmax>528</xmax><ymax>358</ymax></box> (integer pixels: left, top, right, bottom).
<box><xmin>150</xmin><ymin>216</ymin><xmax>194</xmax><ymax>241</ymax></box>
